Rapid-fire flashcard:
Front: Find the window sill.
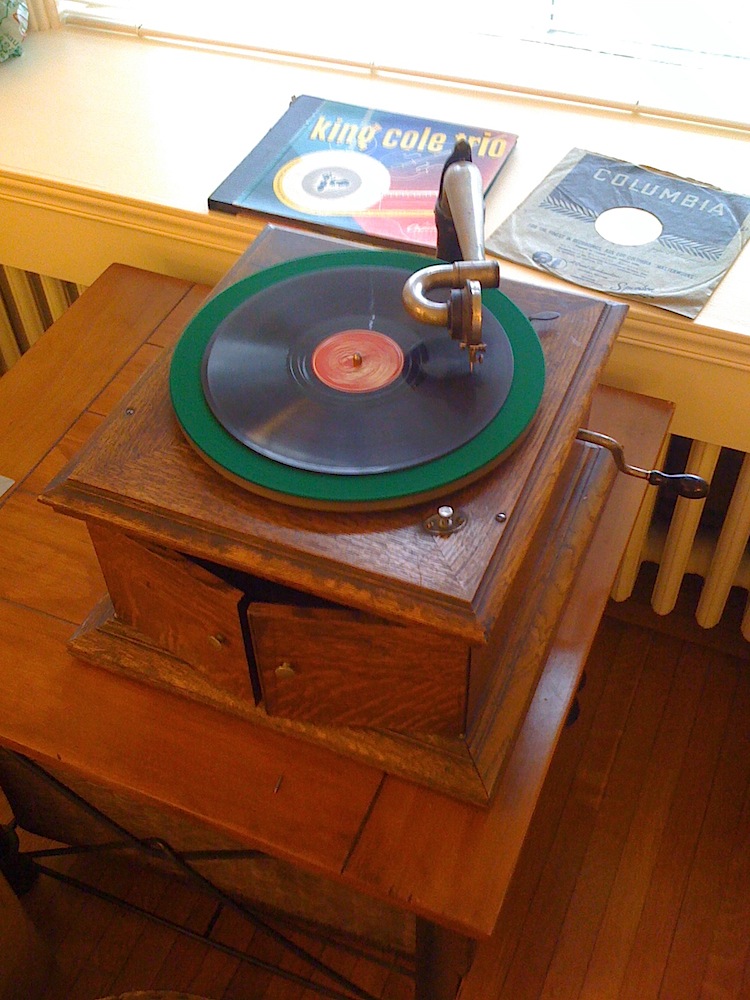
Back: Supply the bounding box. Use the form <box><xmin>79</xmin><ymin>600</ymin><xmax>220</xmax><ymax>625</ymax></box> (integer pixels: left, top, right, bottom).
<box><xmin>1</xmin><ymin>26</ymin><xmax>749</xmax><ymax>445</ymax></box>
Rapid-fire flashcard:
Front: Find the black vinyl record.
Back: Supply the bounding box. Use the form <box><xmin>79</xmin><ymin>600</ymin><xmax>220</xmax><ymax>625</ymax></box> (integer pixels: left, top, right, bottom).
<box><xmin>201</xmin><ymin>264</ymin><xmax>514</xmax><ymax>476</ymax></box>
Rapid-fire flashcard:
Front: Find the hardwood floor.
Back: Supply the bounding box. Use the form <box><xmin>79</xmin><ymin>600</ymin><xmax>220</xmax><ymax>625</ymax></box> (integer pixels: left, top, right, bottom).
<box><xmin>4</xmin><ymin>568</ymin><xmax>750</xmax><ymax>1000</ymax></box>
<box><xmin>461</xmin><ymin>570</ymin><xmax>750</xmax><ymax>1000</ymax></box>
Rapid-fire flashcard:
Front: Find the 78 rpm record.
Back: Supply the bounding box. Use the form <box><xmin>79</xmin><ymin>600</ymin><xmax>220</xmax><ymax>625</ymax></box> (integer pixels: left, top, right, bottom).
<box><xmin>170</xmin><ymin>251</ymin><xmax>546</xmax><ymax>510</ymax></box>
<box><xmin>200</xmin><ymin>263</ymin><xmax>514</xmax><ymax>476</ymax></box>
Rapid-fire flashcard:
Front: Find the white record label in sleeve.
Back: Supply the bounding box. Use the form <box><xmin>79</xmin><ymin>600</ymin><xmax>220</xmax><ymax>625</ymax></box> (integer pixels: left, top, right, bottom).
<box><xmin>488</xmin><ymin>148</ymin><xmax>750</xmax><ymax>318</ymax></box>
<box><xmin>274</xmin><ymin>150</ymin><xmax>391</xmax><ymax>216</ymax></box>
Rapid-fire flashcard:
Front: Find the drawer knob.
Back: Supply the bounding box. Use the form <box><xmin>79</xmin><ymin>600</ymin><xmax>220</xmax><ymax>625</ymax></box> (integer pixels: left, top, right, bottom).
<box><xmin>275</xmin><ymin>662</ymin><xmax>297</xmax><ymax>680</ymax></box>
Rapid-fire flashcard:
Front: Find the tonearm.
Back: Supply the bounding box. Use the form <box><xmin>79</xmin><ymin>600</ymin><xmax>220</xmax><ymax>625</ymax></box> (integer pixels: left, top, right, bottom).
<box><xmin>401</xmin><ymin>143</ymin><xmax>710</xmax><ymax>500</ymax></box>
<box><xmin>401</xmin><ymin>140</ymin><xmax>499</xmax><ymax>371</ymax></box>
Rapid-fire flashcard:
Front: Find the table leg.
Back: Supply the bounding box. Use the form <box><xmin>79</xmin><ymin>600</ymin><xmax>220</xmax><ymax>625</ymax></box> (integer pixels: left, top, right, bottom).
<box><xmin>415</xmin><ymin>917</ymin><xmax>475</xmax><ymax>1000</ymax></box>
<box><xmin>0</xmin><ymin>818</ymin><xmax>38</xmax><ymax>896</ymax></box>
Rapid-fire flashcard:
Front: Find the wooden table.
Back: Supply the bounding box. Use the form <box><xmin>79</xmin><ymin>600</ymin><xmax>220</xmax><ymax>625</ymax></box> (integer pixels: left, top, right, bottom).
<box><xmin>0</xmin><ymin>230</ymin><xmax>673</xmax><ymax>1000</ymax></box>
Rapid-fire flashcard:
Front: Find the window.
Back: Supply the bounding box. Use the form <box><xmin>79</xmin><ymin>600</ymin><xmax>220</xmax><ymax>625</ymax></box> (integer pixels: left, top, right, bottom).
<box><xmin>55</xmin><ymin>1</ymin><xmax>750</xmax><ymax>128</ymax></box>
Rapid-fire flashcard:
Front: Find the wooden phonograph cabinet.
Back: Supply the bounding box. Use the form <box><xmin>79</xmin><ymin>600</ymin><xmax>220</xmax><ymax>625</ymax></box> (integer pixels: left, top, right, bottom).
<box><xmin>41</xmin><ymin>218</ymin><xmax>638</xmax><ymax>807</ymax></box>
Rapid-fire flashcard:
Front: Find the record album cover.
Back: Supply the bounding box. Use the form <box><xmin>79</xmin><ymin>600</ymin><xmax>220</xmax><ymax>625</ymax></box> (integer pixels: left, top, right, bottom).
<box><xmin>488</xmin><ymin>148</ymin><xmax>750</xmax><ymax>317</ymax></box>
<box><xmin>209</xmin><ymin>95</ymin><xmax>517</xmax><ymax>251</ymax></box>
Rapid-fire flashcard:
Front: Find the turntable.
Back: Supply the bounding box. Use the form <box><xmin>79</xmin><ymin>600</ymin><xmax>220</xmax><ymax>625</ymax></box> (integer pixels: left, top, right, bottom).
<box><xmin>41</xmin><ymin>150</ymin><xmax>706</xmax><ymax>805</ymax></box>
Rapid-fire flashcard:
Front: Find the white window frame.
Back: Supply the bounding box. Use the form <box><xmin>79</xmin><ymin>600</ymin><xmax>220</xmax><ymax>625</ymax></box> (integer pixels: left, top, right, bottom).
<box><xmin>41</xmin><ymin>2</ymin><xmax>750</xmax><ymax>130</ymax></box>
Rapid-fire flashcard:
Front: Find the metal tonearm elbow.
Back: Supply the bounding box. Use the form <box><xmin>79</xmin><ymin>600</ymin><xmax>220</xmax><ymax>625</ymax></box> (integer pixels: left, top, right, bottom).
<box><xmin>401</xmin><ymin>141</ymin><xmax>499</xmax><ymax>370</ymax></box>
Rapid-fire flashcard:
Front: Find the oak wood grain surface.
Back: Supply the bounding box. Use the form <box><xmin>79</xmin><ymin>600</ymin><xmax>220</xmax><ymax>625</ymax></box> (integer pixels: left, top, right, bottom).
<box><xmin>0</xmin><ymin>266</ymin><xmax>201</xmax><ymax>484</ymax></box>
<box><xmin>89</xmin><ymin>524</ymin><xmax>254</xmax><ymax>704</ymax></box>
<box><xmin>42</xmin><ymin>231</ymin><xmax>627</xmax><ymax>643</ymax></box>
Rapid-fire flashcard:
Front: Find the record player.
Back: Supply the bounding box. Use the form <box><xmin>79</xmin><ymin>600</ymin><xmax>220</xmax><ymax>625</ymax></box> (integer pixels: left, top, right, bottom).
<box><xmin>41</xmin><ymin>148</ymin><xmax>706</xmax><ymax>805</ymax></box>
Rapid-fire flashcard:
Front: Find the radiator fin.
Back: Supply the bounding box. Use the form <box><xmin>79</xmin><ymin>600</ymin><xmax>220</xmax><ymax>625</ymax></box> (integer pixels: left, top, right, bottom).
<box><xmin>0</xmin><ymin>292</ymin><xmax>22</xmax><ymax>374</ymax></box>
<box><xmin>0</xmin><ymin>264</ymin><xmax>81</xmax><ymax>373</ymax></box>
<box><xmin>696</xmin><ymin>452</ymin><xmax>750</xmax><ymax>635</ymax></box>
<box><xmin>39</xmin><ymin>273</ymin><xmax>74</xmax><ymax>325</ymax></box>
<box><xmin>651</xmin><ymin>441</ymin><xmax>722</xmax><ymax>616</ymax></box>
<box><xmin>610</xmin><ymin>433</ymin><xmax>669</xmax><ymax>602</ymax></box>
<box><xmin>614</xmin><ymin>434</ymin><xmax>750</xmax><ymax>642</ymax></box>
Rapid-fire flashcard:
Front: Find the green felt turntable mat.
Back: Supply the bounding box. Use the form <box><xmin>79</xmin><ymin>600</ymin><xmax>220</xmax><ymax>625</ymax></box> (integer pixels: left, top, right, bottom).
<box><xmin>169</xmin><ymin>250</ymin><xmax>545</xmax><ymax>509</ymax></box>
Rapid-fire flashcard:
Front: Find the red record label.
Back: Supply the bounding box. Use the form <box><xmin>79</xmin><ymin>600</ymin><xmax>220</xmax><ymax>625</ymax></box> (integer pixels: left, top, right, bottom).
<box><xmin>311</xmin><ymin>330</ymin><xmax>404</xmax><ymax>393</ymax></box>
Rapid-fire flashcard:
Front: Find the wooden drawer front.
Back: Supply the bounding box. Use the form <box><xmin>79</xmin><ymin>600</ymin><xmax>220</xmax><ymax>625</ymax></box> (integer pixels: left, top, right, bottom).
<box><xmin>248</xmin><ymin>603</ymin><xmax>469</xmax><ymax>736</ymax></box>
<box><xmin>88</xmin><ymin>524</ymin><xmax>254</xmax><ymax>703</ymax></box>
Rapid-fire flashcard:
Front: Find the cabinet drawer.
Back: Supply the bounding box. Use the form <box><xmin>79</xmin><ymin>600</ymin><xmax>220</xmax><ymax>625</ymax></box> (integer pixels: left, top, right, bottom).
<box><xmin>248</xmin><ymin>603</ymin><xmax>469</xmax><ymax>737</ymax></box>
<box><xmin>88</xmin><ymin>524</ymin><xmax>254</xmax><ymax>703</ymax></box>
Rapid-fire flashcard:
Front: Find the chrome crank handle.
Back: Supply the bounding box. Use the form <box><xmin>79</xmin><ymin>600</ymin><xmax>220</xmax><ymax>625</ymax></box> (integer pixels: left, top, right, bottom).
<box><xmin>577</xmin><ymin>429</ymin><xmax>709</xmax><ymax>499</ymax></box>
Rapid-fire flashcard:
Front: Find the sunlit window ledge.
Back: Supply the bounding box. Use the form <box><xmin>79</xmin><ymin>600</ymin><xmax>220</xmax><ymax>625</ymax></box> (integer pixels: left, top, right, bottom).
<box><xmin>1</xmin><ymin>26</ymin><xmax>749</xmax><ymax>445</ymax></box>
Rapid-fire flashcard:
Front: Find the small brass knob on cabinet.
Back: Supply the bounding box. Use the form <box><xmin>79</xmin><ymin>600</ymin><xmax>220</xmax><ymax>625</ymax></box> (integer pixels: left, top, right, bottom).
<box><xmin>208</xmin><ymin>633</ymin><xmax>226</xmax><ymax>649</ymax></box>
<box><xmin>424</xmin><ymin>504</ymin><xmax>467</xmax><ymax>535</ymax></box>
<box><xmin>275</xmin><ymin>662</ymin><xmax>297</xmax><ymax>680</ymax></box>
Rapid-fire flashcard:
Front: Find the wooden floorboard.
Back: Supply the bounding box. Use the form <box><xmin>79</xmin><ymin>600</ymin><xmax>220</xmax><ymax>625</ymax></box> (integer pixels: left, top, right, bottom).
<box><xmin>459</xmin><ymin>568</ymin><xmax>750</xmax><ymax>1000</ymax></box>
<box><xmin>4</xmin><ymin>566</ymin><xmax>750</xmax><ymax>1000</ymax></box>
